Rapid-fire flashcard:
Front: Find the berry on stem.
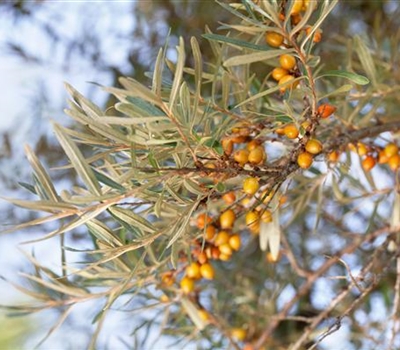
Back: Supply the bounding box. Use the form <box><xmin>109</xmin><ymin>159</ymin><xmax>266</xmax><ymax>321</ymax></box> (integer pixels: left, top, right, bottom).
<box><xmin>317</xmin><ymin>104</ymin><xmax>336</xmax><ymax>118</ymax></box>
<box><xmin>297</xmin><ymin>151</ymin><xmax>313</xmax><ymax>169</ymax></box>
<box><xmin>243</xmin><ymin>177</ymin><xmax>260</xmax><ymax>196</ymax></box>
<box><xmin>220</xmin><ymin>209</ymin><xmax>236</xmax><ymax>229</ymax></box>
<box><xmin>283</xmin><ymin>124</ymin><xmax>299</xmax><ymax>139</ymax></box>
<box><xmin>180</xmin><ymin>277</ymin><xmax>195</xmax><ymax>294</ymax></box>
<box><xmin>265</xmin><ymin>32</ymin><xmax>284</xmax><ymax>47</ymax></box>
<box><xmin>305</xmin><ymin>139</ymin><xmax>323</xmax><ymax>155</ymax></box>
<box><xmin>279</xmin><ymin>54</ymin><xmax>296</xmax><ymax>70</ymax></box>
<box><xmin>271</xmin><ymin>67</ymin><xmax>289</xmax><ymax>81</ymax></box>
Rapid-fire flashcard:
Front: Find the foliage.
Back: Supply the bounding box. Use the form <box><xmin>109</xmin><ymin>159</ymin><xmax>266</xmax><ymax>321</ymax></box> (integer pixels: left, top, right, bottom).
<box><xmin>2</xmin><ymin>1</ymin><xmax>400</xmax><ymax>349</ymax></box>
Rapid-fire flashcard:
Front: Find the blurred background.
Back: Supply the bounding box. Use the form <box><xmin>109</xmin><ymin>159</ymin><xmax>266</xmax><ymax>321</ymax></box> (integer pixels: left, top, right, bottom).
<box><xmin>0</xmin><ymin>0</ymin><xmax>399</xmax><ymax>348</ymax></box>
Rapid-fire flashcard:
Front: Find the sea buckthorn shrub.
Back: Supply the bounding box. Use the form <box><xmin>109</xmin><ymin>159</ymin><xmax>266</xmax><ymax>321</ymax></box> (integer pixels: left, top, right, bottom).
<box><xmin>5</xmin><ymin>1</ymin><xmax>400</xmax><ymax>349</ymax></box>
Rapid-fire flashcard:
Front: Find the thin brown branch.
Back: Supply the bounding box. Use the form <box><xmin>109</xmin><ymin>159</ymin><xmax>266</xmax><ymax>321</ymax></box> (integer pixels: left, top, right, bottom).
<box><xmin>253</xmin><ymin>226</ymin><xmax>395</xmax><ymax>350</ymax></box>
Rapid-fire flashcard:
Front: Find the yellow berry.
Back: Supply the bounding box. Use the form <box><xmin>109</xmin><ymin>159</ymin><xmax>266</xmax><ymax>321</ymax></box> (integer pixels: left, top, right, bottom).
<box><xmin>233</xmin><ymin>149</ymin><xmax>250</xmax><ymax>165</ymax></box>
<box><xmin>265</xmin><ymin>32</ymin><xmax>284</xmax><ymax>48</ymax></box>
<box><xmin>245</xmin><ymin>210</ymin><xmax>260</xmax><ymax>233</ymax></box>
<box><xmin>388</xmin><ymin>154</ymin><xmax>400</xmax><ymax>171</ymax></box>
<box><xmin>200</xmin><ymin>263</ymin><xmax>215</xmax><ymax>280</ymax></box>
<box><xmin>260</xmin><ymin>209</ymin><xmax>273</xmax><ymax>223</ymax></box>
<box><xmin>297</xmin><ymin>151</ymin><xmax>313</xmax><ymax>169</ymax></box>
<box><xmin>186</xmin><ymin>262</ymin><xmax>202</xmax><ymax>280</ymax></box>
<box><xmin>279</xmin><ymin>54</ymin><xmax>296</xmax><ymax>70</ymax></box>
<box><xmin>219</xmin><ymin>243</ymin><xmax>233</xmax><ymax>256</ymax></box>
<box><xmin>243</xmin><ymin>177</ymin><xmax>260</xmax><ymax>196</ymax></box>
<box><xmin>231</xmin><ymin>327</ymin><xmax>247</xmax><ymax>341</ymax></box>
<box><xmin>248</xmin><ymin>146</ymin><xmax>266</xmax><ymax>165</ymax></box>
<box><xmin>283</xmin><ymin>123</ymin><xmax>299</xmax><ymax>139</ymax></box>
<box><xmin>215</xmin><ymin>231</ymin><xmax>230</xmax><ymax>246</ymax></box>
<box><xmin>384</xmin><ymin>143</ymin><xmax>399</xmax><ymax>158</ymax></box>
<box><xmin>220</xmin><ymin>209</ymin><xmax>236</xmax><ymax>229</ymax></box>
<box><xmin>271</xmin><ymin>67</ymin><xmax>289</xmax><ymax>81</ymax></box>
<box><xmin>180</xmin><ymin>276</ymin><xmax>195</xmax><ymax>294</ymax></box>
<box><xmin>219</xmin><ymin>253</ymin><xmax>231</xmax><ymax>261</ymax></box>
<box><xmin>228</xmin><ymin>234</ymin><xmax>241</xmax><ymax>251</ymax></box>
<box><xmin>278</xmin><ymin>74</ymin><xmax>298</xmax><ymax>93</ymax></box>
<box><xmin>198</xmin><ymin>309</ymin><xmax>209</xmax><ymax>322</ymax></box>
<box><xmin>357</xmin><ymin>143</ymin><xmax>368</xmax><ymax>156</ymax></box>
<box><xmin>305</xmin><ymin>139</ymin><xmax>323</xmax><ymax>155</ymax></box>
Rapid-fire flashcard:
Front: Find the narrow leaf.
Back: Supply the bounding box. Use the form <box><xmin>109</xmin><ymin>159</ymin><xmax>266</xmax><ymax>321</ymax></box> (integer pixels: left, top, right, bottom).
<box><xmin>53</xmin><ymin>122</ymin><xmax>102</xmax><ymax>196</ymax></box>
<box><xmin>318</xmin><ymin>70</ymin><xmax>370</xmax><ymax>85</ymax></box>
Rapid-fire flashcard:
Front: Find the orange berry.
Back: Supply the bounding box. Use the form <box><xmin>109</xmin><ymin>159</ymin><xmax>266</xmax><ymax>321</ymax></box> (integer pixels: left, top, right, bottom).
<box><xmin>265</xmin><ymin>32</ymin><xmax>284</xmax><ymax>47</ymax></box>
<box><xmin>327</xmin><ymin>150</ymin><xmax>340</xmax><ymax>163</ymax></box>
<box><xmin>247</xmin><ymin>139</ymin><xmax>261</xmax><ymax>151</ymax></box>
<box><xmin>180</xmin><ymin>276</ymin><xmax>195</xmax><ymax>294</ymax></box>
<box><xmin>243</xmin><ymin>177</ymin><xmax>260</xmax><ymax>196</ymax></box>
<box><xmin>305</xmin><ymin>139</ymin><xmax>323</xmax><ymax>155</ymax></box>
<box><xmin>271</xmin><ymin>67</ymin><xmax>289</xmax><ymax>81</ymax></box>
<box><xmin>279</xmin><ymin>195</ymin><xmax>287</xmax><ymax>206</ymax></box>
<box><xmin>275</xmin><ymin>127</ymin><xmax>285</xmax><ymax>135</ymax></box>
<box><xmin>186</xmin><ymin>262</ymin><xmax>202</xmax><ymax>280</ymax></box>
<box><xmin>197</xmin><ymin>251</ymin><xmax>208</xmax><ymax>265</ymax></box>
<box><xmin>305</xmin><ymin>26</ymin><xmax>322</xmax><ymax>43</ymax></box>
<box><xmin>278</xmin><ymin>74</ymin><xmax>298</xmax><ymax>93</ymax></box>
<box><xmin>230</xmin><ymin>135</ymin><xmax>248</xmax><ymax>144</ymax></box>
<box><xmin>204</xmin><ymin>225</ymin><xmax>216</xmax><ymax>241</ymax></box>
<box><xmin>362</xmin><ymin>155</ymin><xmax>376</xmax><ymax>172</ymax></box>
<box><xmin>219</xmin><ymin>243</ymin><xmax>233</xmax><ymax>256</ymax></box>
<box><xmin>220</xmin><ymin>209</ymin><xmax>236</xmax><ymax>229</ymax></box>
<box><xmin>228</xmin><ymin>234</ymin><xmax>241</xmax><ymax>251</ymax></box>
<box><xmin>231</xmin><ymin>328</ymin><xmax>247</xmax><ymax>341</ymax></box>
<box><xmin>222</xmin><ymin>138</ymin><xmax>233</xmax><ymax>156</ymax></box>
<box><xmin>161</xmin><ymin>272</ymin><xmax>175</xmax><ymax>287</ymax></box>
<box><xmin>317</xmin><ymin>104</ymin><xmax>336</xmax><ymax>118</ymax></box>
<box><xmin>215</xmin><ymin>231</ymin><xmax>230</xmax><ymax>246</ymax></box>
<box><xmin>384</xmin><ymin>143</ymin><xmax>399</xmax><ymax>158</ymax></box>
<box><xmin>279</xmin><ymin>54</ymin><xmax>296</xmax><ymax>70</ymax></box>
<box><xmin>248</xmin><ymin>146</ymin><xmax>266</xmax><ymax>165</ymax></box>
<box><xmin>196</xmin><ymin>213</ymin><xmax>212</xmax><ymax>229</ymax></box>
<box><xmin>378</xmin><ymin>149</ymin><xmax>390</xmax><ymax>164</ymax></box>
<box><xmin>200</xmin><ymin>263</ymin><xmax>215</xmax><ymax>280</ymax></box>
<box><xmin>233</xmin><ymin>149</ymin><xmax>250</xmax><ymax>165</ymax></box>
<box><xmin>388</xmin><ymin>154</ymin><xmax>400</xmax><ymax>171</ymax></box>
<box><xmin>297</xmin><ymin>151</ymin><xmax>313</xmax><ymax>169</ymax></box>
<box><xmin>291</xmin><ymin>13</ymin><xmax>302</xmax><ymax>25</ymax></box>
<box><xmin>222</xmin><ymin>191</ymin><xmax>236</xmax><ymax>205</ymax></box>
<box><xmin>283</xmin><ymin>124</ymin><xmax>299</xmax><ymax>139</ymax></box>
<box><xmin>260</xmin><ymin>209</ymin><xmax>273</xmax><ymax>223</ymax></box>
<box><xmin>211</xmin><ymin>246</ymin><xmax>221</xmax><ymax>260</ymax></box>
